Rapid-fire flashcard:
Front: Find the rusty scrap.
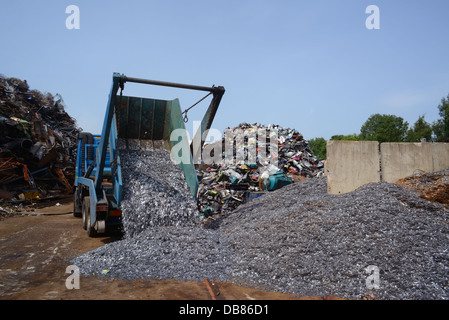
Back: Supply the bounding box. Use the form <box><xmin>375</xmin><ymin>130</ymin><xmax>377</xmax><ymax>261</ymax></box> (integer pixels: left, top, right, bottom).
<box><xmin>0</xmin><ymin>75</ymin><xmax>81</xmax><ymax>203</ymax></box>
<box><xmin>396</xmin><ymin>169</ymin><xmax>449</xmax><ymax>207</ymax></box>
<box><xmin>53</xmin><ymin>167</ymin><xmax>73</xmax><ymax>194</ymax></box>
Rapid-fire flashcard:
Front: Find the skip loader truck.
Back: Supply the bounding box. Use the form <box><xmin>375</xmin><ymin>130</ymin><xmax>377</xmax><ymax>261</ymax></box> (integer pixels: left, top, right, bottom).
<box><xmin>73</xmin><ymin>73</ymin><xmax>225</xmax><ymax>236</ymax></box>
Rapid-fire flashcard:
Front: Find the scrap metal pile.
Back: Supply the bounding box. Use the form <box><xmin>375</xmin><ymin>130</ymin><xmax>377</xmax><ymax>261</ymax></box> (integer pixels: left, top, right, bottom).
<box><xmin>72</xmin><ymin>148</ymin><xmax>231</xmax><ymax>281</ymax></box>
<box><xmin>197</xmin><ymin>123</ymin><xmax>324</xmax><ymax>220</ymax></box>
<box><xmin>0</xmin><ymin>75</ymin><xmax>81</xmax><ymax>208</ymax></box>
<box><xmin>119</xmin><ymin>148</ymin><xmax>201</xmax><ymax>238</ymax></box>
<box><xmin>396</xmin><ymin>169</ymin><xmax>449</xmax><ymax>207</ymax></box>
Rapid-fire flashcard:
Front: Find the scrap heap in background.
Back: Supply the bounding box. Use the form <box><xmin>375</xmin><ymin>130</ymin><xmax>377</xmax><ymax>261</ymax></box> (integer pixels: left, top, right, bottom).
<box><xmin>0</xmin><ymin>75</ymin><xmax>81</xmax><ymax>204</ymax></box>
<box><xmin>196</xmin><ymin>122</ymin><xmax>325</xmax><ymax>221</ymax></box>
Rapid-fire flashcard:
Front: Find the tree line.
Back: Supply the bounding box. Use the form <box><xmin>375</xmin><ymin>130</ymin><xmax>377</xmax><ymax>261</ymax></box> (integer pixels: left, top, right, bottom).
<box><xmin>309</xmin><ymin>93</ymin><xmax>449</xmax><ymax>160</ymax></box>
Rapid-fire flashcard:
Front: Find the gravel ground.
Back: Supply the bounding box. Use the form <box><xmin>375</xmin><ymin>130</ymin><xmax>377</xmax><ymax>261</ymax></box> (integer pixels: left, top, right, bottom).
<box><xmin>71</xmin><ymin>149</ymin><xmax>449</xmax><ymax>300</ymax></box>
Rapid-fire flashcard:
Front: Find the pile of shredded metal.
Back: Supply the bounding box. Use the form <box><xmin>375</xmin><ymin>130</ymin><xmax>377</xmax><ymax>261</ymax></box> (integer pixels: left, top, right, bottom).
<box><xmin>72</xmin><ymin>151</ymin><xmax>449</xmax><ymax>299</ymax></box>
<box><xmin>118</xmin><ymin>148</ymin><xmax>200</xmax><ymax>237</ymax></box>
<box><xmin>214</xmin><ymin>178</ymin><xmax>449</xmax><ymax>299</ymax></box>
<box><xmin>72</xmin><ymin>148</ymin><xmax>230</xmax><ymax>281</ymax></box>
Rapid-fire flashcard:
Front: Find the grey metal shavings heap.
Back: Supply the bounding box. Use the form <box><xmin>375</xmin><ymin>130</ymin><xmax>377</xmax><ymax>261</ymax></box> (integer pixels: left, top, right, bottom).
<box><xmin>215</xmin><ymin>178</ymin><xmax>449</xmax><ymax>300</ymax></box>
<box><xmin>119</xmin><ymin>148</ymin><xmax>201</xmax><ymax>237</ymax></box>
<box><xmin>72</xmin><ymin>148</ymin><xmax>232</xmax><ymax>281</ymax></box>
<box><xmin>72</xmin><ymin>149</ymin><xmax>449</xmax><ymax>299</ymax></box>
<box><xmin>73</xmin><ymin>225</ymin><xmax>231</xmax><ymax>281</ymax></box>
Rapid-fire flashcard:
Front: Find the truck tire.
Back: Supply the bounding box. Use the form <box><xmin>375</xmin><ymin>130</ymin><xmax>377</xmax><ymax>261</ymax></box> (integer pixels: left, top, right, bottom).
<box><xmin>87</xmin><ymin>211</ymin><xmax>98</xmax><ymax>237</ymax></box>
<box><xmin>82</xmin><ymin>196</ymin><xmax>89</xmax><ymax>230</ymax></box>
<box><xmin>73</xmin><ymin>188</ymin><xmax>82</xmax><ymax>218</ymax></box>
<box><xmin>83</xmin><ymin>196</ymin><xmax>97</xmax><ymax>237</ymax></box>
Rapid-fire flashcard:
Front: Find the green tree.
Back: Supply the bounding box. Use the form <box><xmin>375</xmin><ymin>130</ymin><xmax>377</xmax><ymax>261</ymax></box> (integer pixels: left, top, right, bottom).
<box><xmin>330</xmin><ymin>133</ymin><xmax>361</xmax><ymax>141</ymax></box>
<box><xmin>405</xmin><ymin>115</ymin><xmax>432</xmax><ymax>142</ymax></box>
<box><xmin>432</xmin><ymin>94</ymin><xmax>449</xmax><ymax>142</ymax></box>
<box><xmin>360</xmin><ymin>114</ymin><xmax>409</xmax><ymax>143</ymax></box>
<box><xmin>308</xmin><ymin>137</ymin><xmax>327</xmax><ymax>160</ymax></box>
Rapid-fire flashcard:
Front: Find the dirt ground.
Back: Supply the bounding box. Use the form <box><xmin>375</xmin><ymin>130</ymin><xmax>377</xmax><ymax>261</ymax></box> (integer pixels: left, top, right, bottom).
<box><xmin>0</xmin><ymin>200</ymin><xmax>314</xmax><ymax>301</ymax></box>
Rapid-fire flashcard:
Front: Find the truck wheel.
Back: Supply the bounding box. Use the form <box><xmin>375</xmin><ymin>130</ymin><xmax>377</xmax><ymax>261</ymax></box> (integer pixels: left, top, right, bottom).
<box><xmin>73</xmin><ymin>189</ymin><xmax>82</xmax><ymax>218</ymax></box>
<box><xmin>82</xmin><ymin>196</ymin><xmax>89</xmax><ymax>230</ymax></box>
<box><xmin>84</xmin><ymin>197</ymin><xmax>97</xmax><ymax>237</ymax></box>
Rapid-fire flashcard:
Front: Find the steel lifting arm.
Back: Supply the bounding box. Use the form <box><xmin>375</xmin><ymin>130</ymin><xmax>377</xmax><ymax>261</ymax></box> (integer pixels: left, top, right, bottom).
<box><xmin>94</xmin><ymin>73</ymin><xmax>123</xmax><ymax>191</ymax></box>
<box><xmin>121</xmin><ymin>75</ymin><xmax>225</xmax><ymax>162</ymax></box>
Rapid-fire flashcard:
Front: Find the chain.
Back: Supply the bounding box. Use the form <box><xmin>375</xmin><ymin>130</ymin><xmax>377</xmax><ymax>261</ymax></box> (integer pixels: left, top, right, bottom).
<box><xmin>182</xmin><ymin>91</ymin><xmax>212</xmax><ymax>123</ymax></box>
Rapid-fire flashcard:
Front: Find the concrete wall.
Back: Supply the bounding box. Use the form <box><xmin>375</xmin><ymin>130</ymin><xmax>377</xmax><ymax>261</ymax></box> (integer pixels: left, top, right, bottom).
<box><xmin>381</xmin><ymin>142</ymin><xmax>449</xmax><ymax>183</ymax></box>
<box><xmin>326</xmin><ymin>141</ymin><xmax>449</xmax><ymax>194</ymax></box>
<box><xmin>431</xmin><ymin>143</ymin><xmax>449</xmax><ymax>172</ymax></box>
<box><xmin>381</xmin><ymin>143</ymin><xmax>433</xmax><ymax>183</ymax></box>
<box><xmin>326</xmin><ymin>141</ymin><xmax>380</xmax><ymax>194</ymax></box>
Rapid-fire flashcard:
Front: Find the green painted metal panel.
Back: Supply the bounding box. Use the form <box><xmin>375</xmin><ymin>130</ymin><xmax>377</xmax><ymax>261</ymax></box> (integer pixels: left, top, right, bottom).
<box><xmin>127</xmin><ymin>97</ymin><xmax>141</xmax><ymax>139</ymax></box>
<box><xmin>116</xmin><ymin>97</ymin><xmax>127</xmax><ymax>138</ymax></box>
<box><xmin>153</xmin><ymin>99</ymin><xmax>167</xmax><ymax>141</ymax></box>
<box><xmin>167</xmin><ymin>99</ymin><xmax>199</xmax><ymax>198</ymax></box>
<box><xmin>140</xmin><ymin>99</ymin><xmax>154</xmax><ymax>140</ymax></box>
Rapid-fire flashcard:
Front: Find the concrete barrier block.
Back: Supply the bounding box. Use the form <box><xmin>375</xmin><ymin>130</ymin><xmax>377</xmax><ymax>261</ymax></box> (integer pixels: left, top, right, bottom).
<box><xmin>430</xmin><ymin>143</ymin><xmax>449</xmax><ymax>172</ymax></box>
<box><xmin>326</xmin><ymin>140</ymin><xmax>380</xmax><ymax>194</ymax></box>
<box><xmin>381</xmin><ymin>143</ymin><xmax>433</xmax><ymax>183</ymax></box>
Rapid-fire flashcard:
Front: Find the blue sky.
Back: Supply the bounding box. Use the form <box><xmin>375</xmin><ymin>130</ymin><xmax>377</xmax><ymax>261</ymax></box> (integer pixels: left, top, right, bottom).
<box><xmin>1</xmin><ymin>0</ymin><xmax>449</xmax><ymax>140</ymax></box>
